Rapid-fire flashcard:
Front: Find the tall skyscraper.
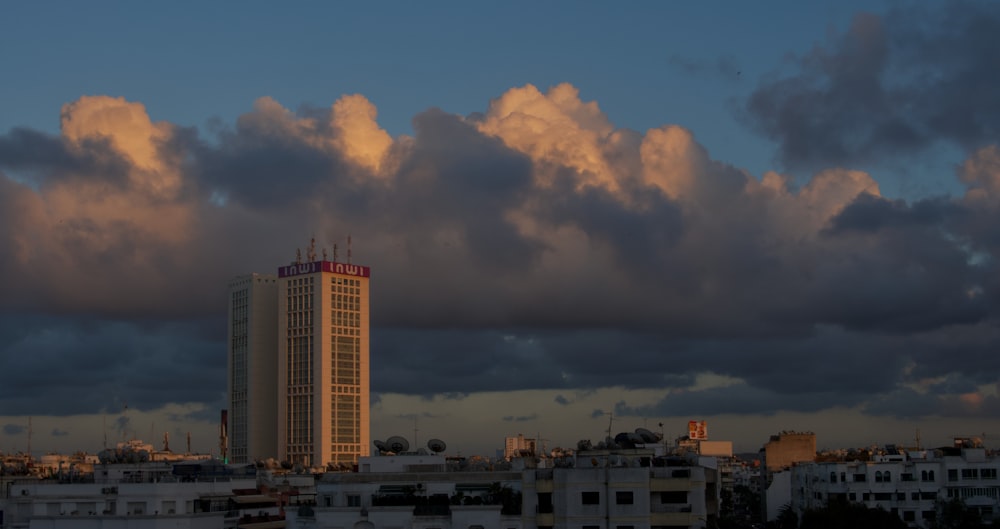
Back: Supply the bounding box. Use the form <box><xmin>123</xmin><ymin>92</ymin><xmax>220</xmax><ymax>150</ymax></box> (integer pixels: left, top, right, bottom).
<box><xmin>277</xmin><ymin>259</ymin><xmax>371</xmax><ymax>467</ymax></box>
<box><xmin>227</xmin><ymin>273</ymin><xmax>279</xmax><ymax>464</ymax></box>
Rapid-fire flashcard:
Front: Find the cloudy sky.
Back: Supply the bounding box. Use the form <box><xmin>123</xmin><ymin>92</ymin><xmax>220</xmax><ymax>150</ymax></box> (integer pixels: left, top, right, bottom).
<box><xmin>2</xmin><ymin>1</ymin><xmax>1000</xmax><ymax>456</ymax></box>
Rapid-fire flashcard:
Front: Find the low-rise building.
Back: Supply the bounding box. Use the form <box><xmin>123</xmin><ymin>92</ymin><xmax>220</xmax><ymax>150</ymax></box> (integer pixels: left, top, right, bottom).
<box><xmin>287</xmin><ymin>448</ymin><xmax>719</xmax><ymax>529</ymax></box>
<box><xmin>789</xmin><ymin>439</ymin><xmax>1000</xmax><ymax>528</ymax></box>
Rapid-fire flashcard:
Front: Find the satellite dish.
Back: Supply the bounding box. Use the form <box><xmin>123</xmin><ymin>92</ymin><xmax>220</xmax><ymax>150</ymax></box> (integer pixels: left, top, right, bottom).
<box><xmin>427</xmin><ymin>439</ymin><xmax>447</xmax><ymax>453</ymax></box>
<box><xmin>386</xmin><ymin>436</ymin><xmax>410</xmax><ymax>453</ymax></box>
<box><xmin>373</xmin><ymin>440</ymin><xmax>388</xmax><ymax>453</ymax></box>
<box><xmin>635</xmin><ymin>428</ymin><xmax>659</xmax><ymax>443</ymax></box>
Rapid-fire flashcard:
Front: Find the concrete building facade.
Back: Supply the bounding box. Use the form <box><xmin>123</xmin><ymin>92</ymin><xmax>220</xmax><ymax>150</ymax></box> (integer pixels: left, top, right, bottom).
<box><xmin>287</xmin><ymin>449</ymin><xmax>720</xmax><ymax>529</ymax></box>
<box><xmin>789</xmin><ymin>442</ymin><xmax>1000</xmax><ymax>528</ymax></box>
<box><xmin>227</xmin><ymin>273</ymin><xmax>279</xmax><ymax>464</ymax></box>
<box><xmin>277</xmin><ymin>260</ymin><xmax>371</xmax><ymax>468</ymax></box>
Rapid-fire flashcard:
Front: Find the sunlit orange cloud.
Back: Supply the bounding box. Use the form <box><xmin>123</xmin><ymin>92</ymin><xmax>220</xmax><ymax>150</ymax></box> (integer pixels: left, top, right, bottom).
<box><xmin>477</xmin><ymin>83</ymin><xmax>621</xmax><ymax>192</ymax></box>
<box><xmin>329</xmin><ymin>94</ymin><xmax>393</xmax><ymax>176</ymax></box>
<box><xmin>958</xmin><ymin>392</ymin><xmax>984</xmax><ymax>409</ymax></box>
<box><xmin>960</xmin><ymin>145</ymin><xmax>1000</xmax><ymax>203</ymax></box>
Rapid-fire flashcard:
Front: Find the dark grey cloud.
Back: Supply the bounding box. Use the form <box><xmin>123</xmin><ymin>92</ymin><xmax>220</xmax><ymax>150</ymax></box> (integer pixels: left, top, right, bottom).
<box><xmin>743</xmin><ymin>2</ymin><xmax>1000</xmax><ymax>171</ymax></box>
<box><xmin>3</xmin><ymin>424</ymin><xmax>26</xmax><ymax>436</ymax></box>
<box><xmin>502</xmin><ymin>414</ymin><xmax>538</xmax><ymax>422</ymax></box>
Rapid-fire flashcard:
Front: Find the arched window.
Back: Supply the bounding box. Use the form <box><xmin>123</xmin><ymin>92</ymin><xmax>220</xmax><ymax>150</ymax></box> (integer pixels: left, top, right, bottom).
<box><xmin>921</xmin><ymin>470</ymin><xmax>928</xmax><ymax>481</ymax></box>
<box><xmin>884</xmin><ymin>471</ymin><xmax>891</xmax><ymax>482</ymax></box>
<box><xmin>929</xmin><ymin>470</ymin><xmax>935</xmax><ymax>481</ymax></box>
<box><xmin>830</xmin><ymin>472</ymin><xmax>837</xmax><ymax>483</ymax></box>
<box><xmin>875</xmin><ymin>471</ymin><xmax>883</xmax><ymax>483</ymax></box>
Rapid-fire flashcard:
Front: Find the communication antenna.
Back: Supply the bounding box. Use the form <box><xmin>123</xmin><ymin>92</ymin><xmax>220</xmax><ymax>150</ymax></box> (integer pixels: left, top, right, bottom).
<box><xmin>386</xmin><ymin>436</ymin><xmax>410</xmax><ymax>453</ymax></box>
<box><xmin>413</xmin><ymin>416</ymin><xmax>419</xmax><ymax>449</ymax></box>
<box><xmin>333</xmin><ymin>243</ymin><xmax>338</xmax><ymax>262</ymax></box>
<box><xmin>307</xmin><ymin>237</ymin><xmax>317</xmax><ymax>262</ymax></box>
<box><xmin>427</xmin><ymin>439</ymin><xmax>447</xmax><ymax>454</ymax></box>
<box><xmin>187</xmin><ymin>432</ymin><xmax>191</xmax><ymax>454</ymax></box>
<box><xmin>295</xmin><ymin>248</ymin><xmax>302</xmax><ymax>264</ymax></box>
<box><xmin>322</xmin><ymin>248</ymin><xmax>328</xmax><ymax>261</ymax></box>
<box><xmin>347</xmin><ymin>235</ymin><xmax>352</xmax><ymax>264</ymax></box>
<box><xmin>163</xmin><ymin>432</ymin><xmax>170</xmax><ymax>452</ymax></box>
<box><xmin>27</xmin><ymin>417</ymin><xmax>32</xmax><ymax>457</ymax></box>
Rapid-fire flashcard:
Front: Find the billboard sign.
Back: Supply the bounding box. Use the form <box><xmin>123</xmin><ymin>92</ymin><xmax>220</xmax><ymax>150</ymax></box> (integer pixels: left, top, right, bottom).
<box><xmin>279</xmin><ymin>261</ymin><xmax>370</xmax><ymax>278</ymax></box>
<box><xmin>688</xmin><ymin>420</ymin><xmax>708</xmax><ymax>440</ymax></box>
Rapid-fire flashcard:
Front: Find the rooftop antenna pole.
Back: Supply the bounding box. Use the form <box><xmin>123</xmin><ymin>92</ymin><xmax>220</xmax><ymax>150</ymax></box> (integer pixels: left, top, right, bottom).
<box><xmin>607</xmin><ymin>411</ymin><xmax>614</xmax><ymax>441</ymax></box>
<box><xmin>333</xmin><ymin>243</ymin><xmax>338</xmax><ymax>263</ymax></box>
<box><xmin>347</xmin><ymin>235</ymin><xmax>352</xmax><ymax>264</ymax></box>
<box><xmin>414</xmin><ymin>417</ymin><xmax>419</xmax><ymax>449</ymax></box>
<box><xmin>27</xmin><ymin>417</ymin><xmax>32</xmax><ymax>457</ymax></box>
<box><xmin>308</xmin><ymin>237</ymin><xmax>317</xmax><ymax>262</ymax></box>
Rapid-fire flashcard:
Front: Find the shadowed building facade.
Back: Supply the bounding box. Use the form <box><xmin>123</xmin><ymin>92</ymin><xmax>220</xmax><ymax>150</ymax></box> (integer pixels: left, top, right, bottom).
<box><xmin>227</xmin><ymin>273</ymin><xmax>279</xmax><ymax>464</ymax></box>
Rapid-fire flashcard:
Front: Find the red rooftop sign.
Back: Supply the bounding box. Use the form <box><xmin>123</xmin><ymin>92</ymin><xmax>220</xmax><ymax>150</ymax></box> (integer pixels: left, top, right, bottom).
<box><xmin>278</xmin><ymin>261</ymin><xmax>370</xmax><ymax>278</ymax></box>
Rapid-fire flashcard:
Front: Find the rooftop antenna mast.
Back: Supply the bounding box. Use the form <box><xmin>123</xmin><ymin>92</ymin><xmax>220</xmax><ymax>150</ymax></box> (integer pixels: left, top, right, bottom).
<box><xmin>333</xmin><ymin>243</ymin><xmax>338</xmax><ymax>262</ymax></box>
<box><xmin>307</xmin><ymin>237</ymin><xmax>317</xmax><ymax>262</ymax></box>
<box><xmin>27</xmin><ymin>417</ymin><xmax>32</xmax><ymax>457</ymax></box>
<box><xmin>347</xmin><ymin>235</ymin><xmax>352</xmax><ymax>264</ymax></box>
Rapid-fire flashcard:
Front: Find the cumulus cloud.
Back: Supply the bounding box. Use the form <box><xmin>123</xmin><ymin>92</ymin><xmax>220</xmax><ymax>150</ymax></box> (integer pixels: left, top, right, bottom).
<box><xmin>1</xmin><ymin>68</ymin><xmax>999</xmax><ymax>440</ymax></box>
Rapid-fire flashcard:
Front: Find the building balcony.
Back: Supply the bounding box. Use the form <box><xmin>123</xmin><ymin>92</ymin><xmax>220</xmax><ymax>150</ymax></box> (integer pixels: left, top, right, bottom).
<box><xmin>651</xmin><ymin>511</ymin><xmax>697</xmax><ymax>526</ymax></box>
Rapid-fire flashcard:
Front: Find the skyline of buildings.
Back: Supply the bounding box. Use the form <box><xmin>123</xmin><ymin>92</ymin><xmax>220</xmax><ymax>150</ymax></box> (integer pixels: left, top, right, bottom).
<box><xmin>227</xmin><ymin>243</ymin><xmax>371</xmax><ymax>467</ymax></box>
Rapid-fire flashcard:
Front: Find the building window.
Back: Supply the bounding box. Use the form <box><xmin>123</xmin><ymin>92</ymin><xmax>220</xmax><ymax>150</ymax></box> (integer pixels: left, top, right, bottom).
<box><xmin>616</xmin><ymin>491</ymin><xmax>634</xmax><ymax>505</ymax></box>
<box><xmin>347</xmin><ymin>495</ymin><xmax>361</xmax><ymax>507</ymax></box>
<box><xmin>884</xmin><ymin>471</ymin><xmax>891</xmax><ymax>482</ymax></box>
<box><xmin>830</xmin><ymin>472</ymin><xmax>837</xmax><ymax>483</ymax></box>
<box><xmin>948</xmin><ymin>469</ymin><xmax>958</xmax><ymax>482</ymax></box>
<box><xmin>875</xmin><ymin>471</ymin><xmax>883</xmax><ymax>483</ymax></box>
<box><xmin>903</xmin><ymin>511</ymin><xmax>916</xmax><ymax>522</ymax></box>
<box><xmin>983</xmin><ymin>468</ymin><xmax>998</xmax><ymax>480</ymax></box>
<box><xmin>661</xmin><ymin>491</ymin><xmax>687</xmax><ymax>504</ymax></box>
<box><xmin>581</xmin><ymin>491</ymin><xmax>600</xmax><ymax>505</ymax></box>
<box><xmin>854</xmin><ymin>474</ymin><xmax>866</xmax><ymax>482</ymax></box>
<box><xmin>537</xmin><ymin>492</ymin><xmax>553</xmax><ymax>513</ymax></box>
<box><xmin>962</xmin><ymin>469</ymin><xmax>979</xmax><ymax>480</ymax></box>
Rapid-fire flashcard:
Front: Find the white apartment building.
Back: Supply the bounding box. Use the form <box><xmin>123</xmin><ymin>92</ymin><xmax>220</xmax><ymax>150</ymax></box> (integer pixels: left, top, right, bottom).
<box><xmin>227</xmin><ymin>273</ymin><xmax>279</xmax><ymax>464</ymax></box>
<box><xmin>286</xmin><ymin>448</ymin><xmax>719</xmax><ymax>529</ymax></box>
<box><xmin>788</xmin><ymin>440</ymin><xmax>1000</xmax><ymax>528</ymax></box>
<box><xmin>0</xmin><ymin>462</ymin><xmax>277</xmax><ymax>529</ymax></box>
